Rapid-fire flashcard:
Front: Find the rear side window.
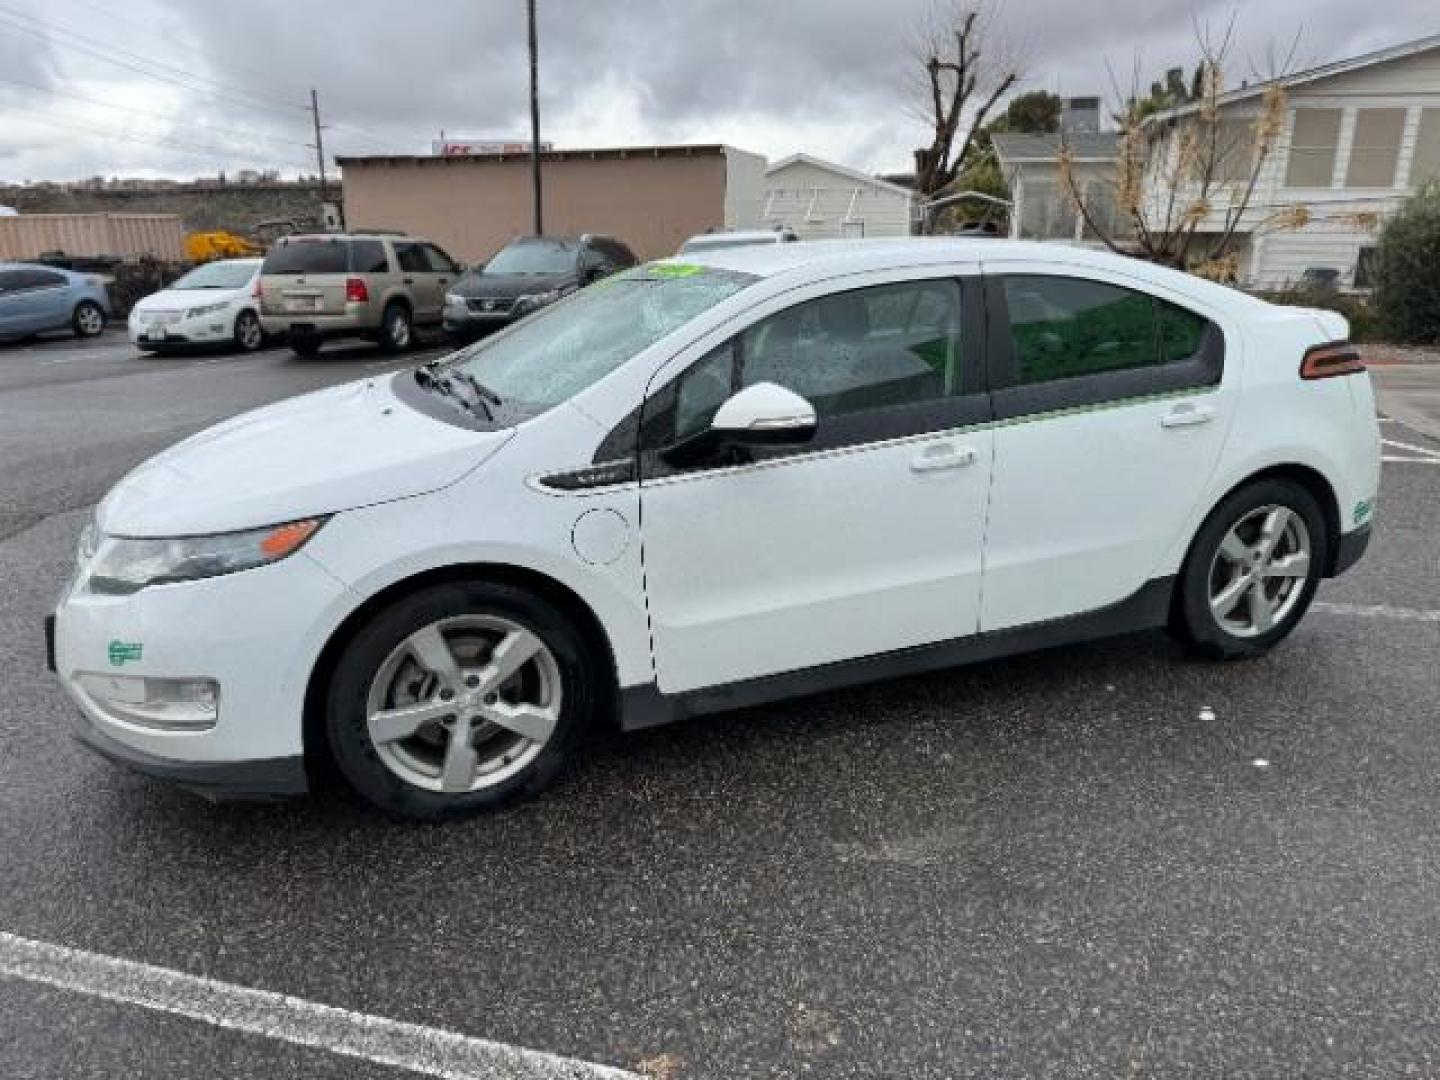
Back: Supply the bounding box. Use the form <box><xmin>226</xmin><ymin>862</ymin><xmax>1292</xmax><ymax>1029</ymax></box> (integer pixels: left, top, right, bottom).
<box><xmin>0</xmin><ymin>269</ymin><xmax>22</xmax><ymax>294</ymax></box>
<box><xmin>1002</xmin><ymin>275</ymin><xmax>1209</xmax><ymax>384</ymax></box>
<box><xmin>262</xmin><ymin>240</ymin><xmax>349</xmax><ymax>275</ymax></box>
<box><xmin>421</xmin><ymin>244</ymin><xmax>457</xmax><ymax>274</ymax></box>
<box><xmin>351</xmin><ymin>240</ymin><xmax>390</xmax><ymax>273</ymax></box>
<box><xmin>5</xmin><ymin>267</ymin><xmax>66</xmax><ymax>290</ymax></box>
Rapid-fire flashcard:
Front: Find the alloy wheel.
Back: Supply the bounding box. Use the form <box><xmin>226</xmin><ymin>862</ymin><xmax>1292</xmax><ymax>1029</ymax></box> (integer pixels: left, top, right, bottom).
<box><xmin>76</xmin><ymin>304</ymin><xmax>103</xmax><ymax>336</ymax></box>
<box><xmin>388</xmin><ymin>311</ymin><xmax>411</xmax><ymax>349</ymax></box>
<box><xmin>237</xmin><ymin>312</ymin><xmax>263</xmax><ymax>351</ymax></box>
<box><xmin>364</xmin><ymin>615</ymin><xmax>561</xmax><ymax>793</ymax></box>
<box><xmin>1207</xmin><ymin>504</ymin><xmax>1312</xmax><ymax>638</ymax></box>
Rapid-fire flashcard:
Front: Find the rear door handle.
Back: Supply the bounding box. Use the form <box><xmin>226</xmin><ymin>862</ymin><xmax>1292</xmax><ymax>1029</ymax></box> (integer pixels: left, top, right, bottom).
<box><xmin>1161</xmin><ymin>404</ymin><xmax>1216</xmax><ymax>428</ymax></box>
<box><xmin>910</xmin><ymin>443</ymin><xmax>978</xmax><ymax>473</ymax></box>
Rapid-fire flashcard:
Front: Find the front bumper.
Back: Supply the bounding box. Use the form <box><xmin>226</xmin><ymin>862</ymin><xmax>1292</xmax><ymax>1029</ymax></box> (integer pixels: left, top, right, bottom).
<box><xmin>443</xmin><ymin>307</ymin><xmax>517</xmax><ymax>336</ymax></box>
<box><xmin>1330</xmin><ymin>522</ymin><xmax>1372</xmax><ymax>577</ymax></box>
<box><xmin>129</xmin><ymin>312</ymin><xmax>234</xmax><ymax>346</ymax></box>
<box><xmin>69</xmin><ymin>708</ymin><xmax>306</xmax><ymax>799</ymax></box>
<box><xmin>51</xmin><ymin>548</ymin><xmax>351</xmax><ymax>797</ymax></box>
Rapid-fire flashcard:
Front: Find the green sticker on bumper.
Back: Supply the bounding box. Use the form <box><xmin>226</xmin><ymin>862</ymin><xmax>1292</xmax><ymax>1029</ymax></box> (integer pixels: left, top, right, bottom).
<box><xmin>1353</xmin><ymin>499</ymin><xmax>1374</xmax><ymax>525</ymax></box>
<box><xmin>108</xmin><ymin>640</ymin><xmax>143</xmax><ymax>666</ymax></box>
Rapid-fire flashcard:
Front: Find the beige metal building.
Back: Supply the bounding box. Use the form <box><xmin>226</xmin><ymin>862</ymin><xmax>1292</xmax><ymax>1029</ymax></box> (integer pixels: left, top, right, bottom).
<box><xmin>0</xmin><ymin>212</ymin><xmax>184</xmax><ymax>261</ymax></box>
<box><xmin>336</xmin><ymin>144</ymin><xmax>766</xmax><ymax>262</ymax></box>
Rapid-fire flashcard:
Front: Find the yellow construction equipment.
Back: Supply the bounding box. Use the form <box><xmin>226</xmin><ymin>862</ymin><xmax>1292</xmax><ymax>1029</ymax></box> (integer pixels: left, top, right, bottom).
<box><xmin>184</xmin><ymin>230</ymin><xmax>263</xmax><ymax>262</ymax></box>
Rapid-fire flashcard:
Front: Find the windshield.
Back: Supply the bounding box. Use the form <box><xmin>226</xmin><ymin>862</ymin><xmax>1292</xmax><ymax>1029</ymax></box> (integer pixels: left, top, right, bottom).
<box><xmin>170</xmin><ymin>261</ymin><xmax>258</xmax><ymax>290</ymax></box>
<box><xmin>445</xmin><ymin>265</ymin><xmax>756</xmax><ymax>417</ymax></box>
<box><xmin>484</xmin><ymin>240</ymin><xmax>579</xmax><ymax>276</ymax></box>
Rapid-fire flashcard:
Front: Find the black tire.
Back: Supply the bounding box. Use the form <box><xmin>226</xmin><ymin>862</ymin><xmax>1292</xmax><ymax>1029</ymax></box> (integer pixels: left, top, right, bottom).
<box><xmin>72</xmin><ymin>300</ymin><xmax>105</xmax><ymax>338</ymax></box>
<box><xmin>1173</xmin><ymin>478</ymin><xmax>1329</xmax><ymax>660</ymax></box>
<box><xmin>233</xmin><ymin>309</ymin><xmax>264</xmax><ymax>353</ymax></box>
<box><xmin>290</xmin><ymin>336</ymin><xmax>322</xmax><ymax>358</ymax></box>
<box><xmin>379</xmin><ymin>303</ymin><xmax>413</xmax><ymax>353</ymax></box>
<box><xmin>325</xmin><ymin>581</ymin><xmax>598</xmax><ymax>820</ymax></box>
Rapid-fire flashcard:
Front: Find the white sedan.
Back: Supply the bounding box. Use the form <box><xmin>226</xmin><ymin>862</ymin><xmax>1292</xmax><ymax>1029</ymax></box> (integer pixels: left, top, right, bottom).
<box><xmin>53</xmin><ymin>240</ymin><xmax>1379</xmax><ymax>819</ymax></box>
<box><xmin>128</xmin><ymin>258</ymin><xmax>265</xmax><ymax>353</ymax></box>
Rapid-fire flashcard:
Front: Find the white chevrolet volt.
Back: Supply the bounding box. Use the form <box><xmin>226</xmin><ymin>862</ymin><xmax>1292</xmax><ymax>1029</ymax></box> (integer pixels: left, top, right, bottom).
<box><xmin>50</xmin><ymin>240</ymin><xmax>1380</xmax><ymax>819</ymax></box>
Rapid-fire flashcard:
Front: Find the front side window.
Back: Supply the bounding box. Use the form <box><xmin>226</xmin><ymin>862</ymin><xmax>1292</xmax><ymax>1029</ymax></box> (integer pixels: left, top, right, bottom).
<box><xmin>651</xmin><ymin>279</ymin><xmax>965</xmax><ymax>446</ymax></box>
<box><xmin>393</xmin><ymin>242</ymin><xmax>430</xmax><ymax>274</ymax></box>
<box><xmin>421</xmin><ymin>244</ymin><xmax>457</xmax><ymax>274</ymax></box>
<box><xmin>446</xmin><ymin>265</ymin><xmax>756</xmax><ymax>418</ymax></box>
<box><xmin>1003</xmin><ymin>275</ymin><xmax>1208</xmax><ymax>385</ymax></box>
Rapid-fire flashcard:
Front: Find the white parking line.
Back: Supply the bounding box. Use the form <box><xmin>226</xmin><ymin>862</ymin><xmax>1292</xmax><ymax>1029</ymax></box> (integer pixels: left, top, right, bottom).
<box><xmin>1312</xmin><ymin>602</ymin><xmax>1440</xmax><ymax>623</ymax></box>
<box><xmin>1382</xmin><ymin>437</ymin><xmax>1440</xmax><ymax>460</ymax></box>
<box><xmin>0</xmin><ymin>931</ymin><xmax>639</xmax><ymax>1080</ymax></box>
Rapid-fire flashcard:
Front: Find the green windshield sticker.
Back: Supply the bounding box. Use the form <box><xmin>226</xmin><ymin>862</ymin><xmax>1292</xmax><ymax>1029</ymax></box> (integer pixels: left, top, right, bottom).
<box><xmin>646</xmin><ymin>263</ymin><xmax>703</xmax><ymax>278</ymax></box>
<box><xmin>108</xmin><ymin>640</ymin><xmax>143</xmax><ymax>666</ymax></box>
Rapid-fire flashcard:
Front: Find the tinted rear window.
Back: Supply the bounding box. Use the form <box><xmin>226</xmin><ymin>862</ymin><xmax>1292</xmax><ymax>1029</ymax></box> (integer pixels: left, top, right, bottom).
<box><xmin>262</xmin><ymin>240</ymin><xmax>350</xmax><ymax>275</ymax></box>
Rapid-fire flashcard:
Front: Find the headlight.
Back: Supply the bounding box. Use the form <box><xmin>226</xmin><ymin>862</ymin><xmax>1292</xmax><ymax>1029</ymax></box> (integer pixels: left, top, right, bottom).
<box><xmin>185</xmin><ymin>301</ymin><xmax>229</xmax><ymax>319</ymax></box>
<box><xmin>82</xmin><ymin>518</ymin><xmax>326</xmax><ymax>595</ymax></box>
<box><xmin>514</xmin><ymin>288</ymin><xmax>563</xmax><ymax>309</ymax></box>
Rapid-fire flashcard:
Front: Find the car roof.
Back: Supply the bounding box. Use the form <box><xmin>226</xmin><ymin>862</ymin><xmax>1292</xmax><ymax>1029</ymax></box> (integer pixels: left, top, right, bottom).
<box><xmin>686</xmin><ymin>229</ymin><xmax>790</xmax><ymax>244</ymax></box>
<box><xmin>661</xmin><ymin>238</ymin><xmax>1269</xmax><ymax>311</ymax></box>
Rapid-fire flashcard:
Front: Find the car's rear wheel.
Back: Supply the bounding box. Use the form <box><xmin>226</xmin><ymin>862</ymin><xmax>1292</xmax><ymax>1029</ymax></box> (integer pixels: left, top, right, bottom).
<box><xmin>325</xmin><ymin>581</ymin><xmax>596</xmax><ymax>819</ymax></box>
<box><xmin>379</xmin><ymin>303</ymin><xmax>413</xmax><ymax>353</ymax></box>
<box><xmin>233</xmin><ymin>310</ymin><xmax>264</xmax><ymax>352</ymax></box>
<box><xmin>73</xmin><ymin>301</ymin><xmax>105</xmax><ymax>338</ymax></box>
<box><xmin>1174</xmin><ymin>478</ymin><xmax>1328</xmax><ymax>659</ymax></box>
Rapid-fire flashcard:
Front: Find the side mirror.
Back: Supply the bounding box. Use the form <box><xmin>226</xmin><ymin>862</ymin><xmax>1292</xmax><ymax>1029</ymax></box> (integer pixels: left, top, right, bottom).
<box><xmin>664</xmin><ymin>382</ymin><xmax>817</xmax><ymax>466</ymax></box>
<box><xmin>711</xmin><ymin>382</ymin><xmax>817</xmax><ymax>443</ymax></box>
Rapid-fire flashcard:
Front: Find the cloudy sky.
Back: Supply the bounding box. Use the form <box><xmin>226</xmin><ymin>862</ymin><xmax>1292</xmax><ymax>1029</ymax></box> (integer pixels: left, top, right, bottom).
<box><xmin>0</xmin><ymin>0</ymin><xmax>1433</xmax><ymax>183</ymax></box>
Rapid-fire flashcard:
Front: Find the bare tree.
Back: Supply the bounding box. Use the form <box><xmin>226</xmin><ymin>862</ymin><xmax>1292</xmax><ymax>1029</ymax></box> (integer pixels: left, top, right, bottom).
<box><xmin>912</xmin><ymin>2</ymin><xmax>1021</xmax><ymax>227</ymax></box>
<box><xmin>1059</xmin><ymin>22</ymin><xmax>1303</xmax><ymax>280</ymax></box>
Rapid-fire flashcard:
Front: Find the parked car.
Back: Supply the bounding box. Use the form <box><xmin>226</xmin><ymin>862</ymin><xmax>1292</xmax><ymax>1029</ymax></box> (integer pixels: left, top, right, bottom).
<box><xmin>0</xmin><ymin>262</ymin><xmax>110</xmax><ymax>342</ymax></box>
<box><xmin>443</xmin><ymin>234</ymin><xmax>637</xmax><ymax>338</ymax></box>
<box><xmin>258</xmin><ymin>232</ymin><xmax>462</xmax><ymax>357</ymax></box>
<box><xmin>129</xmin><ymin>258</ymin><xmax>266</xmax><ymax>354</ymax></box>
<box><xmin>678</xmin><ymin>227</ymin><xmax>799</xmax><ymax>254</ymax></box>
<box><xmin>50</xmin><ymin>239</ymin><xmax>1379</xmax><ymax>820</ymax></box>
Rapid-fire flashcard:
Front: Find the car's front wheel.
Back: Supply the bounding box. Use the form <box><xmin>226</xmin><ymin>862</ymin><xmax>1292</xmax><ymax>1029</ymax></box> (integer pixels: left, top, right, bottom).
<box><xmin>325</xmin><ymin>581</ymin><xmax>597</xmax><ymax>819</ymax></box>
<box><xmin>233</xmin><ymin>310</ymin><xmax>264</xmax><ymax>352</ymax></box>
<box><xmin>73</xmin><ymin>301</ymin><xmax>105</xmax><ymax>338</ymax></box>
<box><xmin>1174</xmin><ymin>478</ymin><xmax>1328</xmax><ymax>659</ymax></box>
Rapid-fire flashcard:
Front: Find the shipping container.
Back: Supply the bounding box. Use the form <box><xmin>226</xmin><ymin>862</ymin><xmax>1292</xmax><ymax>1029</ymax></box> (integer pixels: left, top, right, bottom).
<box><xmin>0</xmin><ymin>213</ymin><xmax>185</xmax><ymax>262</ymax></box>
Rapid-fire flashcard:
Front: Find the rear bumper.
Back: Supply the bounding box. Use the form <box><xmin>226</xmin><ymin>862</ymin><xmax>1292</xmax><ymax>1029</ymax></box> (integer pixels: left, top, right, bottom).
<box><xmin>260</xmin><ymin>310</ymin><xmax>373</xmax><ymax>338</ymax></box>
<box><xmin>1330</xmin><ymin>523</ymin><xmax>1371</xmax><ymax>577</ymax></box>
<box><xmin>70</xmin><ymin>709</ymin><xmax>307</xmax><ymax>800</ymax></box>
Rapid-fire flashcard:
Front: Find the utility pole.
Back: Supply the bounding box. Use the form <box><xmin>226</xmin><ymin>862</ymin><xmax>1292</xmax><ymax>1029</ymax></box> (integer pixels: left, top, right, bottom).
<box><xmin>309</xmin><ymin>87</ymin><xmax>339</xmax><ymax>230</ymax></box>
<box><xmin>527</xmin><ymin>0</ymin><xmax>543</xmax><ymax>235</ymax></box>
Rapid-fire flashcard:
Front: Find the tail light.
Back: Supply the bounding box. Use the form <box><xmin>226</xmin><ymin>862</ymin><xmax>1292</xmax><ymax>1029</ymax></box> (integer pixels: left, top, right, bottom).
<box><xmin>345</xmin><ymin>277</ymin><xmax>369</xmax><ymax>303</ymax></box>
<box><xmin>1300</xmin><ymin>342</ymin><xmax>1365</xmax><ymax>380</ymax></box>
<box><xmin>251</xmin><ymin>279</ymin><xmax>263</xmax><ymax>303</ymax></box>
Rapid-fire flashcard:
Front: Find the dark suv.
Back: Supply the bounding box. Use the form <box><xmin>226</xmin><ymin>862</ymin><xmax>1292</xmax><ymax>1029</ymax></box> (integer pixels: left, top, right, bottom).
<box><xmin>442</xmin><ymin>234</ymin><xmax>637</xmax><ymax>339</ymax></box>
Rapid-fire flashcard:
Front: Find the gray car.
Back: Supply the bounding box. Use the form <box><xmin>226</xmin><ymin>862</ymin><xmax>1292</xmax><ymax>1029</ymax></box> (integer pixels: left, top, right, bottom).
<box><xmin>0</xmin><ymin>263</ymin><xmax>111</xmax><ymax>342</ymax></box>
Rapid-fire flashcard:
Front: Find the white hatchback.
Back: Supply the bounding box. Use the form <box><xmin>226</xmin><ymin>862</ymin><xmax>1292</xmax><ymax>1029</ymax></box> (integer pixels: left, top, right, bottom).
<box><xmin>52</xmin><ymin>240</ymin><xmax>1380</xmax><ymax>819</ymax></box>
<box><xmin>128</xmin><ymin>258</ymin><xmax>265</xmax><ymax>353</ymax></box>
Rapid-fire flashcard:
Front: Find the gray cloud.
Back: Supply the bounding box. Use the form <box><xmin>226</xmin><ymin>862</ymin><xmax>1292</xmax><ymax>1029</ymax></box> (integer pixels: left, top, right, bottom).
<box><xmin>0</xmin><ymin>0</ymin><xmax>1434</xmax><ymax>181</ymax></box>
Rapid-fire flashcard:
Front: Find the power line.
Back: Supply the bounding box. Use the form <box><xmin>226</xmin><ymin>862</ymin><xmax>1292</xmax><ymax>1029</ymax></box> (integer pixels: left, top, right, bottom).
<box><xmin>0</xmin><ymin>73</ymin><xmax>317</xmax><ymax>151</ymax></box>
<box><xmin>11</xmin><ymin>110</ymin><xmax>314</xmax><ymax>172</ymax></box>
<box><xmin>0</xmin><ymin>6</ymin><xmax>308</xmax><ymax>120</ymax></box>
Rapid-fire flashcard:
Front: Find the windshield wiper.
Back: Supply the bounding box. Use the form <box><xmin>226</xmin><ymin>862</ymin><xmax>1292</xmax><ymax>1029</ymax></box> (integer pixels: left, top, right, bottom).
<box><xmin>414</xmin><ymin>364</ymin><xmax>498</xmax><ymax>421</ymax></box>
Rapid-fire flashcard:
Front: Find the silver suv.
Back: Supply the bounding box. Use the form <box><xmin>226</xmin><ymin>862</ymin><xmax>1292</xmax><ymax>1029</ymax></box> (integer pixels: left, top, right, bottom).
<box><xmin>258</xmin><ymin>232</ymin><xmax>462</xmax><ymax>357</ymax></box>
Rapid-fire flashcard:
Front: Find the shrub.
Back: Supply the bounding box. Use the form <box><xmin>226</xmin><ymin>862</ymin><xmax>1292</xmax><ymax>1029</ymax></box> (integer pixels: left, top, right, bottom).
<box><xmin>1372</xmin><ymin>180</ymin><xmax>1440</xmax><ymax>345</ymax></box>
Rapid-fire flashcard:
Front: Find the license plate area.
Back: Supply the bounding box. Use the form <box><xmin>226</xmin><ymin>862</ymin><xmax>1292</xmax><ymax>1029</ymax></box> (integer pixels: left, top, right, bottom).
<box><xmin>284</xmin><ymin>295</ymin><xmax>325</xmax><ymax>313</ymax></box>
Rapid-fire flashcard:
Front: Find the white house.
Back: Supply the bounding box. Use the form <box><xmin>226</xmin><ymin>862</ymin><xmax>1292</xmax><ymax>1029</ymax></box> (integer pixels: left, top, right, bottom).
<box><xmin>762</xmin><ymin>154</ymin><xmax>915</xmax><ymax>239</ymax></box>
<box><xmin>1144</xmin><ymin>32</ymin><xmax>1440</xmax><ymax>289</ymax></box>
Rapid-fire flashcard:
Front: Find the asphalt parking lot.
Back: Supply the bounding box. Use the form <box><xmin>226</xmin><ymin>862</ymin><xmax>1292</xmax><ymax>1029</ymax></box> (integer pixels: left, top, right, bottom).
<box><xmin>3</xmin><ymin>330</ymin><xmax>1440</xmax><ymax>1079</ymax></box>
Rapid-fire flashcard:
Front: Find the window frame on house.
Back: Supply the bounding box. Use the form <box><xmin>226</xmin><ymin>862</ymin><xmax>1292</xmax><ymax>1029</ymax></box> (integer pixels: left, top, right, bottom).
<box><xmin>1345</xmin><ymin>107</ymin><xmax>1407</xmax><ymax>189</ymax></box>
<box><xmin>1285</xmin><ymin>108</ymin><xmax>1343</xmax><ymax>189</ymax></box>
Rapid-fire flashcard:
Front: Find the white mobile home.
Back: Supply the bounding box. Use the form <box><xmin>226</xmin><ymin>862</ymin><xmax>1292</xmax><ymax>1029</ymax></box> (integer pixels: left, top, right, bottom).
<box><xmin>762</xmin><ymin>154</ymin><xmax>915</xmax><ymax>239</ymax></box>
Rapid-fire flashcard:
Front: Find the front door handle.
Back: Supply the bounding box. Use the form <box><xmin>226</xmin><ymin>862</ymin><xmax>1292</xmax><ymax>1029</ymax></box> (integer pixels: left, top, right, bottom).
<box><xmin>1161</xmin><ymin>404</ymin><xmax>1216</xmax><ymax>429</ymax></box>
<box><xmin>910</xmin><ymin>443</ymin><xmax>978</xmax><ymax>473</ymax></box>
